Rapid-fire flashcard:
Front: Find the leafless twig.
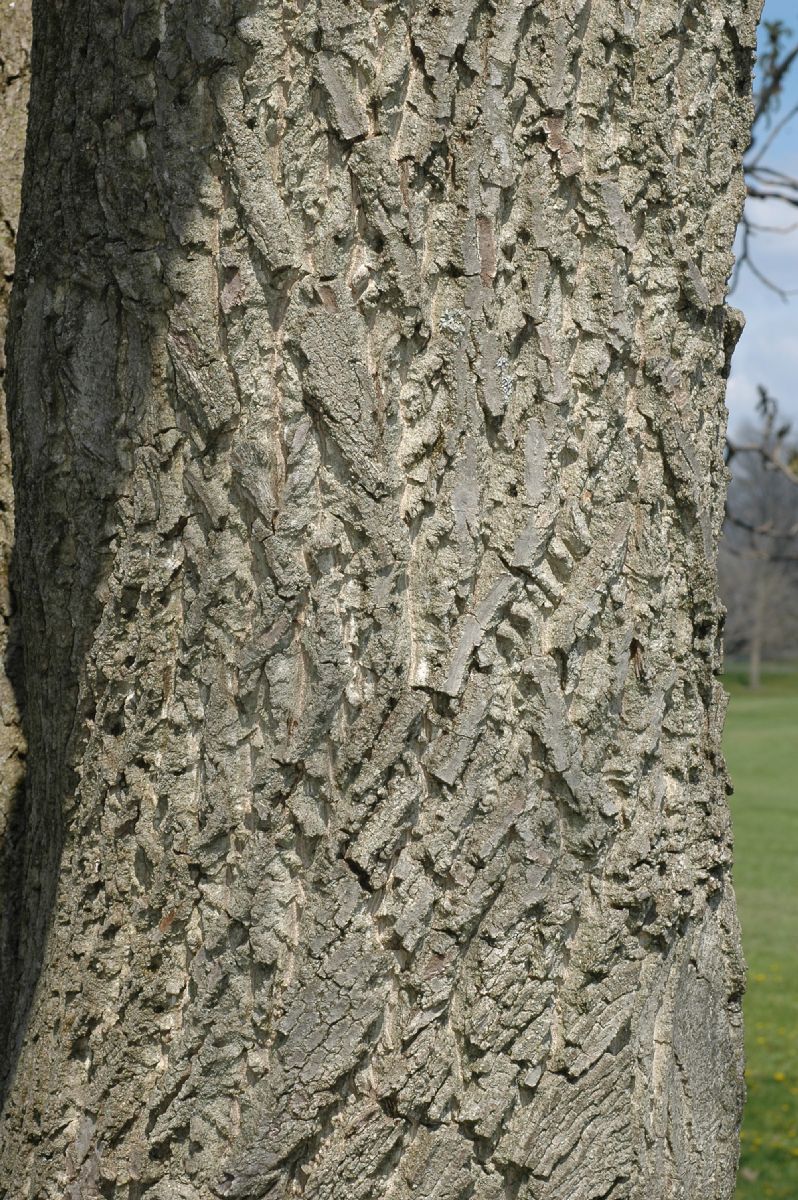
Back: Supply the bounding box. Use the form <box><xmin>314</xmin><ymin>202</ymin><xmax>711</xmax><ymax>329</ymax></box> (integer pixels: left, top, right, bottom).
<box><xmin>726</xmin><ymin>440</ymin><xmax>798</xmax><ymax>486</ymax></box>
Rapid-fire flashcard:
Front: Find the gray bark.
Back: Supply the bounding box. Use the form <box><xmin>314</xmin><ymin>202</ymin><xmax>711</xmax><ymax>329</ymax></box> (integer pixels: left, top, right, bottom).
<box><xmin>0</xmin><ymin>0</ymin><xmax>30</xmax><ymax>1044</ymax></box>
<box><xmin>0</xmin><ymin>2</ymin><xmax>30</xmax><ymax>827</ymax></box>
<box><xmin>0</xmin><ymin>2</ymin><xmax>757</xmax><ymax>1198</ymax></box>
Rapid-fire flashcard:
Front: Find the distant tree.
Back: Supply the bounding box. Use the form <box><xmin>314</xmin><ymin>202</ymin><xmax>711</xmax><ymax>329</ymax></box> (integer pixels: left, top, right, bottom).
<box><xmin>0</xmin><ymin>2</ymin><xmax>756</xmax><ymax>1197</ymax></box>
<box><xmin>720</xmin><ymin>18</ymin><xmax>798</xmax><ymax>686</ymax></box>
<box><xmin>722</xmin><ymin>390</ymin><xmax>798</xmax><ymax>687</ymax></box>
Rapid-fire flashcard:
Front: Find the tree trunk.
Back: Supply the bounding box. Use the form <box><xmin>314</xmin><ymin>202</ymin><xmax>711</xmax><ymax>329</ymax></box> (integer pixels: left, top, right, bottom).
<box><xmin>0</xmin><ymin>0</ymin><xmax>30</xmax><ymax>1056</ymax></box>
<box><xmin>748</xmin><ymin>572</ymin><xmax>765</xmax><ymax>690</ymax></box>
<box><xmin>0</xmin><ymin>2</ymin><xmax>756</xmax><ymax>1198</ymax></box>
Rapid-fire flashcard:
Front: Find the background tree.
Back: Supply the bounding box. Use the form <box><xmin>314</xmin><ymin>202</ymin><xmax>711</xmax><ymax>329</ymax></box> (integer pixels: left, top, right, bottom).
<box><xmin>0</xmin><ymin>3</ymin><xmax>756</xmax><ymax>1199</ymax></box>
<box><xmin>722</xmin><ymin>15</ymin><xmax>798</xmax><ymax>686</ymax></box>
<box><xmin>722</xmin><ymin>390</ymin><xmax>798</xmax><ymax>687</ymax></box>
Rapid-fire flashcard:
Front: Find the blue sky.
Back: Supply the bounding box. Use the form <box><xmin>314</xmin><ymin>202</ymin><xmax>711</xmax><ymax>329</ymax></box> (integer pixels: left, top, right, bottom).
<box><xmin>728</xmin><ymin>0</ymin><xmax>798</xmax><ymax>432</ymax></box>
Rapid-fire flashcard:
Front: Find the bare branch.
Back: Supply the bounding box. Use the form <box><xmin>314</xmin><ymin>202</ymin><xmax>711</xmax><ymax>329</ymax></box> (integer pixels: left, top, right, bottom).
<box><xmin>735</xmin><ymin>25</ymin><xmax>798</xmax><ymax>292</ymax></box>
<box><xmin>726</xmin><ymin>440</ymin><xmax>798</xmax><ymax>486</ymax></box>
<box><xmin>725</xmin><ymin>509</ymin><xmax>798</xmax><ymax>542</ymax></box>
<box><xmin>746</xmin><ymin>185</ymin><xmax>798</xmax><ymax>210</ymax></box>
<box><xmin>732</xmin><ymin>218</ymin><xmax>798</xmax><ymax>298</ymax></box>
<box><xmin>745</xmin><ymin>217</ymin><xmax>798</xmax><ymax>234</ymax></box>
<box><xmin>747</xmin><ymin>100</ymin><xmax>798</xmax><ymax>168</ymax></box>
<box><xmin>722</xmin><ymin>536</ymin><xmax>798</xmax><ymax>562</ymax></box>
<box><xmin>753</xmin><ymin>32</ymin><xmax>798</xmax><ymax>124</ymax></box>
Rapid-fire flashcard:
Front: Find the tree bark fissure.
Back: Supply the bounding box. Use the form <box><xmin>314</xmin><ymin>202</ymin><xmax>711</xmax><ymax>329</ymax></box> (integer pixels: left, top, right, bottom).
<box><xmin>0</xmin><ymin>1</ymin><xmax>758</xmax><ymax>1198</ymax></box>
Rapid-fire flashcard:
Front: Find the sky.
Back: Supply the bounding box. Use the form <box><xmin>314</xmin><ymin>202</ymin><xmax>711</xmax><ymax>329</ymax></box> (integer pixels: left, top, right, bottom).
<box><xmin>727</xmin><ymin>0</ymin><xmax>798</xmax><ymax>433</ymax></box>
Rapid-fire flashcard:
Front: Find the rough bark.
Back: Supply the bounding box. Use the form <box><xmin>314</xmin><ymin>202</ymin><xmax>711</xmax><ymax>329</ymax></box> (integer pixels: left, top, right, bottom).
<box><xmin>0</xmin><ymin>2</ymin><xmax>758</xmax><ymax>1198</ymax></box>
<box><xmin>0</xmin><ymin>0</ymin><xmax>30</xmax><ymax>1006</ymax></box>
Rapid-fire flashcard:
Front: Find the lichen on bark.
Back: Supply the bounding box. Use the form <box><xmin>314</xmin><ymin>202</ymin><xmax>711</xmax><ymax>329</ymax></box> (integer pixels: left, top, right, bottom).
<box><xmin>0</xmin><ymin>2</ymin><xmax>759</xmax><ymax>1198</ymax></box>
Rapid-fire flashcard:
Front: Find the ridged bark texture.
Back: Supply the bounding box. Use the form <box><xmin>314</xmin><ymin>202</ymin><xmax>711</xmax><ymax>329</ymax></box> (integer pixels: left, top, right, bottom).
<box><xmin>0</xmin><ymin>0</ymin><xmax>30</xmax><ymax>1000</ymax></box>
<box><xmin>0</xmin><ymin>8</ymin><xmax>29</xmax><ymax>823</ymax></box>
<box><xmin>1</xmin><ymin>1</ymin><xmax>758</xmax><ymax>1198</ymax></box>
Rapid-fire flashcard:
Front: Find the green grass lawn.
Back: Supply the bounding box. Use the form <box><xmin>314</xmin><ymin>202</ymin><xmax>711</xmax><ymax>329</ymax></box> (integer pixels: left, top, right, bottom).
<box><xmin>724</xmin><ymin>662</ymin><xmax>798</xmax><ymax>1199</ymax></box>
